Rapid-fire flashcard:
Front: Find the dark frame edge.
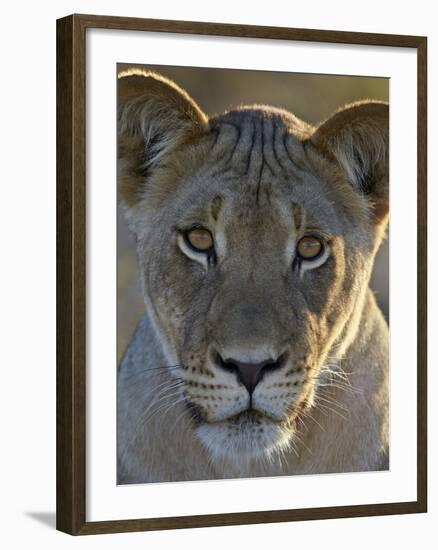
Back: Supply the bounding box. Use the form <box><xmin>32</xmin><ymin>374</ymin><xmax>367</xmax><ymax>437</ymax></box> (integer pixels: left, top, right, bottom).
<box><xmin>76</xmin><ymin>501</ymin><xmax>423</xmax><ymax>536</ymax></box>
<box><xmin>72</xmin><ymin>12</ymin><xmax>426</xmax><ymax>48</ymax></box>
<box><xmin>56</xmin><ymin>14</ymin><xmax>87</xmax><ymax>535</ymax></box>
<box><xmin>56</xmin><ymin>13</ymin><xmax>428</xmax><ymax>536</ymax></box>
<box><xmin>416</xmin><ymin>36</ymin><xmax>428</xmax><ymax>514</ymax></box>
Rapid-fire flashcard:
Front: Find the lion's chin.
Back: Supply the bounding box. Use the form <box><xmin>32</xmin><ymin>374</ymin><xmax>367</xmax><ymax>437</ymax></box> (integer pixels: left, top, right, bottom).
<box><xmin>195</xmin><ymin>410</ymin><xmax>295</xmax><ymax>465</ymax></box>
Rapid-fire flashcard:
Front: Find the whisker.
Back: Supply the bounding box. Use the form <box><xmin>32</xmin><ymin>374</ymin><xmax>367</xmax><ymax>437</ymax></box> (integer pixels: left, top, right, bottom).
<box><xmin>289</xmin><ymin>439</ymin><xmax>300</xmax><ymax>458</ymax></box>
<box><xmin>314</xmin><ymin>379</ymin><xmax>362</xmax><ymax>395</ymax></box>
<box><xmin>302</xmin><ymin>411</ymin><xmax>326</xmax><ymax>432</ymax></box>
<box><xmin>295</xmin><ymin>415</ymin><xmax>309</xmax><ymax>433</ymax></box>
<box><xmin>139</xmin><ymin>392</ymin><xmax>185</xmax><ymax>429</ymax></box>
<box><xmin>132</xmin><ymin>381</ymin><xmax>184</xmax><ymax>432</ymax></box>
<box><xmin>169</xmin><ymin>407</ymin><xmax>191</xmax><ymax>440</ymax></box>
<box><xmin>139</xmin><ymin>391</ymin><xmax>186</xmax><ymax>430</ymax></box>
<box><xmin>159</xmin><ymin>396</ymin><xmax>189</xmax><ymax>420</ymax></box>
<box><xmin>315</xmin><ymin>392</ymin><xmax>350</xmax><ymax>412</ymax></box>
<box><xmin>120</xmin><ymin>365</ymin><xmax>183</xmax><ymax>383</ymax></box>
<box><xmin>292</xmin><ymin>431</ymin><xmax>312</xmax><ymax>455</ymax></box>
<box><xmin>314</xmin><ymin>401</ymin><xmax>348</xmax><ymax>421</ymax></box>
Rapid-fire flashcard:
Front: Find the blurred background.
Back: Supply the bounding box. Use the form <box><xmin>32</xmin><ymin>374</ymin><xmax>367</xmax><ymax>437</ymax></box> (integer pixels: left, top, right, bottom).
<box><xmin>117</xmin><ymin>64</ymin><xmax>389</xmax><ymax>362</ymax></box>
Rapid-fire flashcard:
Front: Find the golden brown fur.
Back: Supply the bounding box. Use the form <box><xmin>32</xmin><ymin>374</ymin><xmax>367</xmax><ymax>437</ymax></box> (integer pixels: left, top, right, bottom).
<box><xmin>117</xmin><ymin>69</ymin><xmax>389</xmax><ymax>483</ymax></box>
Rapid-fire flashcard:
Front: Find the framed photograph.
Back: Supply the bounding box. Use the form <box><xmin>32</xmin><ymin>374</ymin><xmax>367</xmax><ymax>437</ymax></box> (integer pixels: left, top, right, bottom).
<box><xmin>56</xmin><ymin>14</ymin><xmax>427</xmax><ymax>535</ymax></box>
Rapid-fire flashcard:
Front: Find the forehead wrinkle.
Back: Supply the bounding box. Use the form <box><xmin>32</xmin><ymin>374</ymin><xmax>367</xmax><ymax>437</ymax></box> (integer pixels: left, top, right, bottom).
<box><xmin>246</xmin><ymin>118</ymin><xmax>264</xmax><ymax>184</ymax></box>
<box><xmin>208</xmin><ymin>122</ymin><xmax>239</xmax><ymax>157</ymax></box>
<box><xmin>212</xmin><ymin>114</ymin><xmax>281</xmax><ymax>191</ymax></box>
<box><xmin>208</xmin><ymin>119</ymin><xmax>258</xmax><ymax>180</ymax></box>
<box><xmin>227</xmin><ymin>118</ymin><xmax>256</xmax><ymax>174</ymax></box>
<box><xmin>171</xmin><ymin>127</ymin><xmax>345</xmax><ymax>238</ymax></box>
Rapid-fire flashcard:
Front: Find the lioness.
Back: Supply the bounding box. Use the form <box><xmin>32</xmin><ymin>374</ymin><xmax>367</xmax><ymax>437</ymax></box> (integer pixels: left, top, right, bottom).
<box><xmin>117</xmin><ymin>69</ymin><xmax>389</xmax><ymax>483</ymax></box>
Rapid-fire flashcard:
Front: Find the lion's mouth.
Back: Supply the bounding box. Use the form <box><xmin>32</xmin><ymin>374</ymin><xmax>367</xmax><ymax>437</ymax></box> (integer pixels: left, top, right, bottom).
<box><xmin>228</xmin><ymin>409</ymin><xmax>264</xmax><ymax>424</ymax></box>
<box><xmin>206</xmin><ymin>408</ymin><xmax>282</xmax><ymax>426</ymax></box>
<box><xmin>194</xmin><ymin>406</ymin><xmax>296</xmax><ymax>461</ymax></box>
<box><xmin>234</xmin><ymin>409</ymin><xmax>277</xmax><ymax>422</ymax></box>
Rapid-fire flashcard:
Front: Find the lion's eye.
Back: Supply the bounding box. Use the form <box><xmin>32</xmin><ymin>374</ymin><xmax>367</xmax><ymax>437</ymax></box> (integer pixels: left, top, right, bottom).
<box><xmin>296</xmin><ymin>236</ymin><xmax>323</xmax><ymax>260</ymax></box>
<box><xmin>184</xmin><ymin>227</ymin><xmax>214</xmax><ymax>252</ymax></box>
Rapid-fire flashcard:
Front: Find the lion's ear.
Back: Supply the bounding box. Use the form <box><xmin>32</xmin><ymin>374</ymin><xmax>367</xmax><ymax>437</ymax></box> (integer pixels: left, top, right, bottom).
<box><xmin>118</xmin><ymin>69</ymin><xmax>208</xmax><ymax>207</ymax></box>
<box><xmin>309</xmin><ymin>101</ymin><xmax>389</xmax><ymax>225</ymax></box>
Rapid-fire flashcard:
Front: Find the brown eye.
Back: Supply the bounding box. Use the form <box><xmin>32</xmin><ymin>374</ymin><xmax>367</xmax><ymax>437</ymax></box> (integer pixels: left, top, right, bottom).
<box><xmin>185</xmin><ymin>227</ymin><xmax>214</xmax><ymax>252</ymax></box>
<box><xmin>296</xmin><ymin>236</ymin><xmax>323</xmax><ymax>260</ymax></box>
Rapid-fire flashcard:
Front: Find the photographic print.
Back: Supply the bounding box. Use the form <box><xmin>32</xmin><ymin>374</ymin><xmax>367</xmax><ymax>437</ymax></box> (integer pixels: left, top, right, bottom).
<box><xmin>117</xmin><ymin>64</ymin><xmax>390</xmax><ymax>485</ymax></box>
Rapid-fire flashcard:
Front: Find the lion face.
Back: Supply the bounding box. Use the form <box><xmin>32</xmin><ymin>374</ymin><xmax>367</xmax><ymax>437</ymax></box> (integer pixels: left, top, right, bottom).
<box><xmin>118</xmin><ymin>70</ymin><xmax>388</xmax><ymax>465</ymax></box>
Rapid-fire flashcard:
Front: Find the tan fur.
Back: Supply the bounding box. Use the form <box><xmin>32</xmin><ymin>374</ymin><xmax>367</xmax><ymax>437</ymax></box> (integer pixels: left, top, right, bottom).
<box><xmin>117</xmin><ymin>70</ymin><xmax>389</xmax><ymax>483</ymax></box>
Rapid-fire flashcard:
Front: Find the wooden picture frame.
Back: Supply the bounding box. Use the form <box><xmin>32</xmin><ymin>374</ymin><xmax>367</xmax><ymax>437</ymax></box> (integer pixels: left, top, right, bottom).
<box><xmin>56</xmin><ymin>13</ymin><xmax>427</xmax><ymax>535</ymax></box>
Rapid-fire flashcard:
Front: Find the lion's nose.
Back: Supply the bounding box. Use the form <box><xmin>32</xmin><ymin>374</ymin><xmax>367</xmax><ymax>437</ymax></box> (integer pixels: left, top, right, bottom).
<box><xmin>214</xmin><ymin>352</ymin><xmax>287</xmax><ymax>395</ymax></box>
